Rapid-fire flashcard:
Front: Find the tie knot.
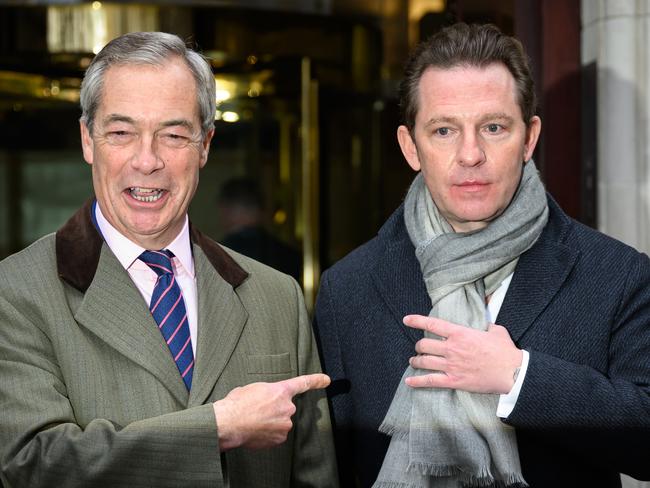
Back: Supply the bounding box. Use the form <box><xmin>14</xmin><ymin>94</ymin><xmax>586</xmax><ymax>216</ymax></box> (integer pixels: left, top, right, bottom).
<box><xmin>140</xmin><ymin>249</ymin><xmax>175</xmax><ymax>277</ymax></box>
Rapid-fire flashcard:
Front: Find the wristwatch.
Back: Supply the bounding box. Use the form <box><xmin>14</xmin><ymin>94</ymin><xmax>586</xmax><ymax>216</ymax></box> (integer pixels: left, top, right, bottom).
<box><xmin>513</xmin><ymin>366</ymin><xmax>521</xmax><ymax>383</ymax></box>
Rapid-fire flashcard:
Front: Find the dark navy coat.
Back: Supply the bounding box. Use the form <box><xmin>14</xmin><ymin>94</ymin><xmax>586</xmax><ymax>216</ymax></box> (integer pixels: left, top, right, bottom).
<box><xmin>314</xmin><ymin>197</ymin><xmax>650</xmax><ymax>488</ymax></box>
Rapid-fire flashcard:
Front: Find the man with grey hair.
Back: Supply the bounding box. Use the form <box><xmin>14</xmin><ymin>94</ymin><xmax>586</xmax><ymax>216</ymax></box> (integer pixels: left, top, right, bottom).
<box><xmin>315</xmin><ymin>23</ymin><xmax>650</xmax><ymax>488</ymax></box>
<box><xmin>0</xmin><ymin>31</ymin><xmax>337</xmax><ymax>487</ymax></box>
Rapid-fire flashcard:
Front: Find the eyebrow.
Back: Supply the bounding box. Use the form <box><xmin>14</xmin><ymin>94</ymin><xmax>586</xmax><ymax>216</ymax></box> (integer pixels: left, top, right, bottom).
<box><xmin>102</xmin><ymin>114</ymin><xmax>195</xmax><ymax>131</ymax></box>
<box><xmin>423</xmin><ymin>116</ymin><xmax>457</xmax><ymax>128</ymax></box>
<box><xmin>423</xmin><ymin>112</ymin><xmax>516</xmax><ymax>127</ymax></box>
<box><xmin>160</xmin><ymin>119</ymin><xmax>195</xmax><ymax>131</ymax></box>
<box><xmin>103</xmin><ymin>114</ymin><xmax>136</xmax><ymax>125</ymax></box>
<box><xmin>479</xmin><ymin>112</ymin><xmax>516</xmax><ymax>124</ymax></box>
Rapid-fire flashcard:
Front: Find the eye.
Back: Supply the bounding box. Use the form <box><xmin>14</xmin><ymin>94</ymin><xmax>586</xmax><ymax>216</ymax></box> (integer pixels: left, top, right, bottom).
<box><xmin>434</xmin><ymin>127</ymin><xmax>450</xmax><ymax>136</ymax></box>
<box><xmin>158</xmin><ymin>132</ymin><xmax>191</xmax><ymax>149</ymax></box>
<box><xmin>485</xmin><ymin>123</ymin><xmax>503</xmax><ymax>134</ymax></box>
<box><xmin>105</xmin><ymin>130</ymin><xmax>135</xmax><ymax>145</ymax></box>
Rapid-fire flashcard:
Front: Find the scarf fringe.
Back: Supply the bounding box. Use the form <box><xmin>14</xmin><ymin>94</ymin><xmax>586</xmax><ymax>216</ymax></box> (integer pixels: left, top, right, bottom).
<box><xmin>377</xmin><ymin>422</ymin><xmax>408</xmax><ymax>439</ymax></box>
<box><xmin>459</xmin><ymin>478</ymin><xmax>529</xmax><ymax>488</ymax></box>
<box><xmin>405</xmin><ymin>462</ymin><xmax>528</xmax><ymax>488</ymax></box>
<box><xmin>406</xmin><ymin>462</ymin><xmax>463</xmax><ymax>478</ymax></box>
<box><xmin>373</xmin><ymin>483</ymin><xmax>421</xmax><ymax>488</ymax></box>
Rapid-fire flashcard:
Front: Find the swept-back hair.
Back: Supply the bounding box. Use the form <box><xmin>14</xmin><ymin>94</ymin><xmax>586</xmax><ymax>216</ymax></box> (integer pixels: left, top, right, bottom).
<box><xmin>80</xmin><ymin>31</ymin><xmax>215</xmax><ymax>137</ymax></box>
<box><xmin>399</xmin><ymin>23</ymin><xmax>536</xmax><ymax>132</ymax></box>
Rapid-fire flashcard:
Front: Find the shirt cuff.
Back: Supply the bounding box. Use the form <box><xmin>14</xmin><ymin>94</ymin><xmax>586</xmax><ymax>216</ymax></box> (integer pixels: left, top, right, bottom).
<box><xmin>496</xmin><ymin>349</ymin><xmax>529</xmax><ymax>419</ymax></box>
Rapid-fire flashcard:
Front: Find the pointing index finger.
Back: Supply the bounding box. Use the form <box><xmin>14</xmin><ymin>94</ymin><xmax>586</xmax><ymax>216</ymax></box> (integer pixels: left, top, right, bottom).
<box><xmin>281</xmin><ymin>373</ymin><xmax>331</xmax><ymax>397</ymax></box>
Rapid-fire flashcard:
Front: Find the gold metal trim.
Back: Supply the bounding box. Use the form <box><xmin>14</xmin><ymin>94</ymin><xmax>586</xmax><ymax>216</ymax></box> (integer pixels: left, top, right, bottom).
<box><xmin>300</xmin><ymin>57</ymin><xmax>319</xmax><ymax>313</ymax></box>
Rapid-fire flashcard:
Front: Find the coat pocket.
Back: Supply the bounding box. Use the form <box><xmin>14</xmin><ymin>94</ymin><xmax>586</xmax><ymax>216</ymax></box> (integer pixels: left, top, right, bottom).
<box><xmin>247</xmin><ymin>352</ymin><xmax>293</xmax><ymax>375</ymax></box>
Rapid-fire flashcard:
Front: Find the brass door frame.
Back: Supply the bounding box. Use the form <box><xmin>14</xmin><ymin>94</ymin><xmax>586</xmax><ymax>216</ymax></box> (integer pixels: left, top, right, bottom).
<box><xmin>300</xmin><ymin>57</ymin><xmax>319</xmax><ymax>313</ymax></box>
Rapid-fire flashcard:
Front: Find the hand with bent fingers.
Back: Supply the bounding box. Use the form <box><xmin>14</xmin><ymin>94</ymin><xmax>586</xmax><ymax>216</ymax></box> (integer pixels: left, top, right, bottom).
<box><xmin>404</xmin><ymin>314</ymin><xmax>522</xmax><ymax>395</ymax></box>
<box><xmin>213</xmin><ymin>373</ymin><xmax>330</xmax><ymax>450</ymax></box>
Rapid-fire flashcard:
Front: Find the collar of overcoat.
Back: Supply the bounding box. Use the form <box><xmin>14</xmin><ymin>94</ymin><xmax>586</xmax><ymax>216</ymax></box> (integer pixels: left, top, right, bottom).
<box><xmin>55</xmin><ymin>198</ymin><xmax>250</xmax><ymax>406</ymax></box>
<box><xmin>369</xmin><ymin>195</ymin><xmax>580</xmax><ymax>346</ymax></box>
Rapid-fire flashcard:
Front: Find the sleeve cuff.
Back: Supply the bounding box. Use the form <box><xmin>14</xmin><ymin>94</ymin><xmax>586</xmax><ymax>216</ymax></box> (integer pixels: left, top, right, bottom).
<box><xmin>496</xmin><ymin>349</ymin><xmax>529</xmax><ymax>419</ymax></box>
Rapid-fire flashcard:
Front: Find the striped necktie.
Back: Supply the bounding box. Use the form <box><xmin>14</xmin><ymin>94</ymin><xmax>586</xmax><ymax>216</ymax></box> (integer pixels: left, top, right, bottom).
<box><xmin>139</xmin><ymin>250</ymin><xmax>194</xmax><ymax>390</ymax></box>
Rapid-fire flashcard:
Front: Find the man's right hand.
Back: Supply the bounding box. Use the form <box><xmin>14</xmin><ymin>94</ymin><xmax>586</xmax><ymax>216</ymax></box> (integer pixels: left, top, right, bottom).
<box><xmin>212</xmin><ymin>373</ymin><xmax>330</xmax><ymax>451</ymax></box>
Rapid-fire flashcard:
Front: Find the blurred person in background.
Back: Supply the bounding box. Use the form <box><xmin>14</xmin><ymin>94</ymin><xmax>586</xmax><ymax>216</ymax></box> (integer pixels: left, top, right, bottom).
<box><xmin>218</xmin><ymin>177</ymin><xmax>301</xmax><ymax>282</ymax></box>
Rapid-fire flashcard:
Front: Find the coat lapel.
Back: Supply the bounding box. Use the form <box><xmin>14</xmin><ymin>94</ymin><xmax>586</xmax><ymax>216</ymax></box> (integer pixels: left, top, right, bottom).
<box><xmin>370</xmin><ymin>207</ymin><xmax>430</xmax><ymax>344</ymax></box>
<box><xmin>74</xmin><ymin>245</ymin><xmax>189</xmax><ymax>404</ymax></box>
<box><xmin>57</xmin><ymin>200</ymin><xmax>251</xmax><ymax>407</ymax></box>
<box><xmin>188</xmin><ymin>247</ymin><xmax>249</xmax><ymax>407</ymax></box>
<box><xmin>496</xmin><ymin>200</ymin><xmax>580</xmax><ymax>343</ymax></box>
<box><xmin>369</xmin><ymin>199</ymin><xmax>580</xmax><ymax>347</ymax></box>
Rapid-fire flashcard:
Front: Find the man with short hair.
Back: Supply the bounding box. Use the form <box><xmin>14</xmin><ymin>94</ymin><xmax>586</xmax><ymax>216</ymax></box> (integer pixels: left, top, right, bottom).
<box><xmin>0</xmin><ymin>31</ymin><xmax>337</xmax><ymax>487</ymax></box>
<box><xmin>217</xmin><ymin>178</ymin><xmax>302</xmax><ymax>281</ymax></box>
<box><xmin>315</xmin><ymin>23</ymin><xmax>650</xmax><ymax>488</ymax></box>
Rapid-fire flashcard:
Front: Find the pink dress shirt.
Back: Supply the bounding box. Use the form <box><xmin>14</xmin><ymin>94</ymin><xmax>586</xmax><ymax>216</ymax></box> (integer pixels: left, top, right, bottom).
<box><xmin>94</xmin><ymin>203</ymin><xmax>198</xmax><ymax>356</ymax></box>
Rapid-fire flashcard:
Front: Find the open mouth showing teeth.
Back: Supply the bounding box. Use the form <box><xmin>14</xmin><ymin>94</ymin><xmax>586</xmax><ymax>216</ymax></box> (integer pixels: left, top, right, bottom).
<box><xmin>129</xmin><ymin>187</ymin><xmax>164</xmax><ymax>202</ymax></box>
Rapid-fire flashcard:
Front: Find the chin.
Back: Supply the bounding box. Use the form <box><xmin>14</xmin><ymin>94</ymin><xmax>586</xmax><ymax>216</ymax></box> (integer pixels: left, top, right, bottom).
<box><xmin>457</xmin><ymin>207</ymin><xmax>498</xmax><ymax>221</ymax></box>
<box><xmin>452</xmin><ymin>210</ymin><xmax>502</xmax><ymax>230</ymax></box>
<box><xmin>126</xmin><ymin>219</ymin><xmax>163</xmax><ymax>236</ymax></box>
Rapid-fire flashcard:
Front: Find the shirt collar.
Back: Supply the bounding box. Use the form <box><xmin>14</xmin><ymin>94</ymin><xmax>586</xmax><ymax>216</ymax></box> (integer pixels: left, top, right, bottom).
<box><xmin>94</xmin><ymin>202</ymin><xmax>194</xmax><ymax>278</ymax></box>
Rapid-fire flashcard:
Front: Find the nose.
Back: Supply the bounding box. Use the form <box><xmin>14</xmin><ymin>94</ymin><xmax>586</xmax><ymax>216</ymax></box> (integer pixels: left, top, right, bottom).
<box><xmin>130</xmin><ymin>134</ymin><xmax>164</xmax><ymax>174</ymax></box>
<box><xmin>457</xmin><ymin>130</ymin><xmax>486</xmax><ymax>167</ymax></box>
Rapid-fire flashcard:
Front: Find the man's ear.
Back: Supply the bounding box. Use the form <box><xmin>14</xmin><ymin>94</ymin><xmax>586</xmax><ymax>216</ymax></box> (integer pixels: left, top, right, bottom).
<box><xmin>523</xmin><ymin>116</ymin><xmax>542</xmax><ymax>162</ymax></box>
<box><xmin>199</xmin><ymin>128</ymin><xmax>214</xmax><ymax>169</ymax></box>
<box><xmin>80</xmin><ymin>121</ymin><xmax>94</xmax><ymax>166</ymax></box>
<box><xmin>397</xmin><ymin>125</ymin><xmax>421</xmax><ymax>171</ymax></box>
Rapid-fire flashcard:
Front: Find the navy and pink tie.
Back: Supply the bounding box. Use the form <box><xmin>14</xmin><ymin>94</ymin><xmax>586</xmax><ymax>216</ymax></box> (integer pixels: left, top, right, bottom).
<box><xmin>140</xmin><ymin>250</ymin><xmax>194</xmax><ymax>390</ymax></box>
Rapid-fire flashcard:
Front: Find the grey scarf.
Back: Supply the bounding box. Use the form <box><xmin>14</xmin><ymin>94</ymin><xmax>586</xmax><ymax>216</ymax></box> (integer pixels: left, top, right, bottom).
<box><xmin>374</xmin><ymin>161</ymin><xmax>549</xmax><ymax>488</ymax></box>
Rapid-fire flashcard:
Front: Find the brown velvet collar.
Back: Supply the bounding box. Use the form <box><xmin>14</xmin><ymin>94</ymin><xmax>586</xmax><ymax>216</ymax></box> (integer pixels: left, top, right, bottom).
<box><xmin>56</xmin><ymin>199</ymin><xmax>249</xmax><ymax>292</ymax></box>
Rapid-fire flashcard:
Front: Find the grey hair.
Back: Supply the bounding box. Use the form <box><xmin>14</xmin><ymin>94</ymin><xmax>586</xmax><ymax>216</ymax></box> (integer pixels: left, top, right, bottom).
<box><xmin>80</xmin><ymin>31</ymin><xmax>216</xmax><ymax>137</ymax></box>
